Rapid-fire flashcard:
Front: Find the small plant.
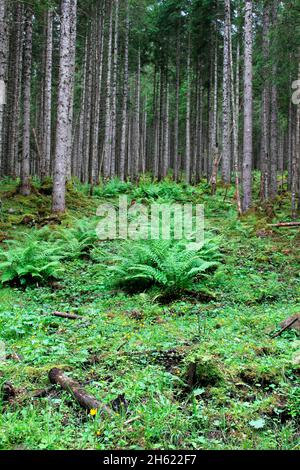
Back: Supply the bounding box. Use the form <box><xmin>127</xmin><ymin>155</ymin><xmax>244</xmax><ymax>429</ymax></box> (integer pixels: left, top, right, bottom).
<box><xmin>106</xmin><ymin>238</ymin><xmax>220</xmax><ymax>297</ymax></box>
<box><xmin>0</xmin><ymin>238</ymin><xmax>64</xmax><ymax>286</ymax></box>
<box><xmin>287</xmin><ymin>387</ymin><xmax>300</xmax><ymax>419</ymax></box>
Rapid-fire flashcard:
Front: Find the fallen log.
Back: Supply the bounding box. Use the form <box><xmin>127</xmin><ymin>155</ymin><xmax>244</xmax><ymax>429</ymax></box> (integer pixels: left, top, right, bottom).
<box><xmin>52</xmin><ymin>312</ymin><xmax>81</xmax><ymax>320</ymax></box>
<box><xmin>271</xmin><ymin>314</ymin><xmax>300</xmax><ymax>338</ymax></box>
<box><xmin>269</xmin><ymin>222</ymin><xmax>300</xmax><ymax>228</ymax></box>
<box><xmin>49</xmin><ymin>368</ymin><xmax>113</xmax><ymax>415</ymax></box>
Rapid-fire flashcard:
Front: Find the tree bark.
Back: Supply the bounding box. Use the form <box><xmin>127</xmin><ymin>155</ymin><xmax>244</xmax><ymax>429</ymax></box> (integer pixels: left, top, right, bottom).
<box><xmin>20</xmin><ymin>8</ymin><xmax>33</xmax><ymax>196</ymax></box>
<box><xmin>52</xmin><ymin>0</ymin><xmax>77</xmax><ymax>213</ymax></box>
<box><xmin>242</xmin><ymin>0</ymin><xmax>253</xmax><ymax>213</ymax></box>
<box><xmin>222</xmin><ymin>0</ymin><xmax>231</xmax><ymax>184</ymax></box>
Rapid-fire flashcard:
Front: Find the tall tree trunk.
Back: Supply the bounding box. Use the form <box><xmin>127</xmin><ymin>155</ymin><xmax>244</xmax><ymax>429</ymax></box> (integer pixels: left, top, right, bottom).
<box><xmin>231</xmin><ymin>38</ymin><xmax>242</xmax><ymax>215</ymax></box>
<box><xmin>133</xmin><ymin>48</ymin><xmax>141</xmax><ymax>179</ymax></box>
<box><xmin>7</xmin><ymin>2</ymin><xmax>23</xmax><ymax>177</ymax></box>
<box><xmin>110</xmin><ymin>0</ymin><xmax>119</xmax><ymax>178</ymax></box>
<box><xmin>90</xmin><ymin>4</ymin><xmax>104</xmax><ymax>186</ymax></box>
<box><xmin>292</xmin><ymin>57</ymin><xmax>300</xmax><ymax>219</ymax></box>
<box><xmin>0</xmin><ymin>0</ymin><xmax>7</xmax><ymax>174</ymax></box>
<box><xmin>66</xmin><ymin>0</ymin><xmax>77</xmax><ymax>181</ymax></box>
<box><xmin>41</xmin><ymin>10</ymin><xmax>53</xmax><ymax>181</ymax></box>
<box><xmin>222</xmin><ymin>0</ymin><xmax>231</xmax><ymax>184</ymax></box>
<box><xmin>103</xmin><ymin>1</ymin><xmax>113</xmax><ymax>180</ymax></box>
<box><xmin>162</xmin><ymin>80</ymin><xmax>169</xmax><ymax>178</ymax></box>
<box><xmin>269</xmin><ymin>0</ymin><xmax>278</xmax><ymax>199</ymax></box>
<box><xmin>173</xmin><ymin>27</ymin><xmax>180</xmax><ymax>182</ymax></box>
<box><xmin>185</xmin><ymin>35</ymin><xmax>191</xmax><ymax>184</ymax></box>
<box><xmin>52</xmin><ymin>0</ymin><xmax>77</xmax><ymax>213</ymax></box>
<box><xmin>119</xmin><ymin>0</ymin><xmax>129</xmax><ymax>181</ymax></box>
<box><xmin>260</xmin><ymin>2</ymin><xmax>271</xmax><ymax>200</ymax></box>
<box><xmin>242</xmin><ymin>0</ymin><xmax>253</xmax><ymax>213</ymax></box>
<box><xmin>20</xmin><ymin>7</ymin><xmax>33</xmax><ymax>196</ymax></box>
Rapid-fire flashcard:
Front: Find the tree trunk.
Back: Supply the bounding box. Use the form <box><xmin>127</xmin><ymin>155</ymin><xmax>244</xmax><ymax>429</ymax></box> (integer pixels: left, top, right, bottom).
<box><xmin>260</xmin><ymin>2</ymin><xmax>271</xmax><ymax>200</ymax></box>
<box><xmin>52</xmin><ymin>0</ymin><xmax>77</xmax><ymax>213</ymax></box>
<box><xmin>269</xmin><ymin>1</ymin><xmax>278</xmax><ymax>199</ymax></box>
<box><xmin>185</xmin><ymin>35</ymin><xmax>191</xmax><ymax>184</ymax></box>
<box><xmin>242</xmin><ymin>0</ymin><xmax>253</xmax><ymax>213</ymax></box>
<box><xmin>0</xmin><ymin>0</ymin><xmax>7</xmax><ymax>174</ymax></box>
<box><xmin>20</xmin><ymin>8</ymin><xmax>33</xmax><ymax>196</ymax></box>
<box><xmin>41</xmin><ymin>10</ymin><xmax>53</xmax><ymax>181</ymax></box>
<box><xmin>174</xmin><ymin>27</ymin><xmax>180</xmax><ymax>182</ymax></box>
<box><xmin>103</xmin><ymin>2</ymin><xmax>113</xmax><ymax>180</ymax></box>
<box><xmin>119</xmin><ymin>0</ymin><xmax>129</xmax><ymax>181</ymax></box>
<box><xmin>222</xmin><ymin>0</ymin><xmax>231</xmax><ymax>184</ymax></box>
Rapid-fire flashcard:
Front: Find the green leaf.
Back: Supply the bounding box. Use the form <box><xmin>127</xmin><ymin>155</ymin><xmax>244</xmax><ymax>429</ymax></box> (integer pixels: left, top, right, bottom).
<box><xmin>249</xmin><ymin>418</ymin><xmax>266</xmax><ymax>430</ymax></box>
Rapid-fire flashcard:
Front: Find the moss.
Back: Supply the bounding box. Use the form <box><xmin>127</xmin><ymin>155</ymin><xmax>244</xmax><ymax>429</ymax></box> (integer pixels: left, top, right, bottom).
<box><xmin>239</xmin><ymin>365</ymin><xmax>282</xmax><ymax>386</ymax></box>
<box><xmin>184</xmin><ymin>353</ymin><xmax>223</xmax><ymax>388</ymax></box>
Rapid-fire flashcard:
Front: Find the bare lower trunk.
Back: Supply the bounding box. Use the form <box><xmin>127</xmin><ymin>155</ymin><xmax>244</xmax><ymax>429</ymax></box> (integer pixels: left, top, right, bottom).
<box><xmin>222</xmin><ymin>0</ymin><xmax>231</xmax><ymax>184</ymax></box>
<box><xmin>242</xmin><ymin>1</ymin><xmax>253</xmax><ymax>213</ymax></box>
<box><xmin>20</xmin><ymin>8</ymin><xmax>33</xmax><ymax>196</ymax></box>
<box><xmin>52</xmin><ymin>0</ymin><xmax>77</xmax><ymax>213</ymax></box>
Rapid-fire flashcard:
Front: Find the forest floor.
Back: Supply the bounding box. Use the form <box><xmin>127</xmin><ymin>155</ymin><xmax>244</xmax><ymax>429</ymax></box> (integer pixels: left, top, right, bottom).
<box><xmin>0</xmin><ymin>176</ymin><xmax>299</xmax><ymax>450</ymax></box>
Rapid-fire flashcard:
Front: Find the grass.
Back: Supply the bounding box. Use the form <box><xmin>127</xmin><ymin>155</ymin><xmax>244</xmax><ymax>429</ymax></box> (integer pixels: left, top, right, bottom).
<box><xmin>0</xmin><ymin>177</ymin><xmax>299</xmax><ymax>450</ymax></box>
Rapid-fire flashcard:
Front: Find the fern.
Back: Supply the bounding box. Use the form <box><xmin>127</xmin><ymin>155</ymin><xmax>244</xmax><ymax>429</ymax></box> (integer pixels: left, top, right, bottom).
<box><xmin>39</xmin><ymin>219</ymin><xmax>99</xmax><ymax>260</ymax></box>
<box><xmin>0</xmin><ymin>237</ymin><xmax>64</xmax><ymax>286</ymax></box>
<box><xmin>107</xmin><ymin>238</ymin><xmax>220</xmax><ymax>296</ymax></box>
<box><xmin>94</xmin><ymin>179</ymin><xmax>132</xmax><ymax>198</ymax></box>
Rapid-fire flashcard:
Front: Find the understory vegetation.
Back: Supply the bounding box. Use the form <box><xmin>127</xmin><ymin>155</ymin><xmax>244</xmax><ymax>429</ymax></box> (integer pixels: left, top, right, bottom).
<box><xmin>0</xmin><ymin>178</ymin><xmax>299</xmax><ymax>450</ymax></box>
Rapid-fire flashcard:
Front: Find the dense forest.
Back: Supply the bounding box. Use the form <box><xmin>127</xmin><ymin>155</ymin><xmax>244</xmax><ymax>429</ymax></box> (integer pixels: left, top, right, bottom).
<box><xmin>0</xmin><ymin>0</ymin><xmax>299</xmax><ymax>211</ymax></box>
<box><xmin>0</xmin><ymin>0</ymin><xmax>300</xmax><ymax>454</ymax></box>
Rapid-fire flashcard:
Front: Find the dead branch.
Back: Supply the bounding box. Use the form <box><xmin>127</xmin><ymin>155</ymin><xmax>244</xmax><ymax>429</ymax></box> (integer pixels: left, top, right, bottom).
<box><xmin>52</xmin><ymin>312</ymin><xmax>81</xmax><ymax>320</ymax></box>
<box><xmin>271</xmin><ymin>315</ymin><xmax>300</xmax><ymax>338</ymax></box>
<box><xmin>269</xmin><ymin>222</ymin><xmax>300</xmax><ymax>228</ymax></box>
<box><xmin>48</xmin><ymin>368</ymin><xmax>113</xmax><ymax>415</ymax></box>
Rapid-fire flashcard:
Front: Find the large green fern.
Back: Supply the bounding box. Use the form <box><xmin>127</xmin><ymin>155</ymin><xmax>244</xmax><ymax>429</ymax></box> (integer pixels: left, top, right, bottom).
<box><xmin>55</xmin><ymin>219</ymin><xmax>99</xmax><ymax>260</ymax></box>
<box><xmin>0</xmin><ymin>238</ymin><xmax>64</xmax><ymax>286</ymax></box>
<box><xmin>107</xmin><ymin>238</ymin><xmax>221</xmax><ymax>296</ymax></box>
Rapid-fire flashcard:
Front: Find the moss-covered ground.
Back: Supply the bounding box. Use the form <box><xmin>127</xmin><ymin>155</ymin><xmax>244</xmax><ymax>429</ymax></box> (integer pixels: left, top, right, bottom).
<box><xmin>0</xmin><ymin>176</ymin><xmax>299</xmax><ymax>450</ymax></box>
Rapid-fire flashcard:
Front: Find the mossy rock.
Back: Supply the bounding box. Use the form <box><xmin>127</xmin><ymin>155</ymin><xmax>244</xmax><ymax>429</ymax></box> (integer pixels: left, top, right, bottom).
<box><xmin>184</xmin><ymin>354</ymin><xmax>223</xmax><ymax>389</ymax></box>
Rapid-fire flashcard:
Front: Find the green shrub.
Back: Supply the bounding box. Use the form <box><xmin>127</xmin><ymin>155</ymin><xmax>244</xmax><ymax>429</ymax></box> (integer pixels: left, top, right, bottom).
<box><xmin>106</xmin><ymin>238</ymin><xmax>221</xmax><ymax>296</ymax></box>
<box><xmin>0</xmin><ymin>238</ymin><xmax>64</xmax><ymax>286</ymax></box>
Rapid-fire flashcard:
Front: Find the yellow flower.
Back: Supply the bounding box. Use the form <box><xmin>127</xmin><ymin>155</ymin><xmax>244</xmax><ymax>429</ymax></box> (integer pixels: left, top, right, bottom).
<box><xmin>90</xmin><ymin>409</ymin><xmax>98</xmax><ymax>416</ymax></box>
<box><xmin>96</xmin><ymin>431</ymin><xmax>101</xmax><ymax>437</ymax></box>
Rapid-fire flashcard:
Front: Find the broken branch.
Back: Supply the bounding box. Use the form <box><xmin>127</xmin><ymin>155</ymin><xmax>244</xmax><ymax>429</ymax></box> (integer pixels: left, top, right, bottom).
<box><xmin>52</xmin><ymin>312</ymin><xmax>81</xmax><ymax>320</ymax></box>
<box><xmin>269</xmin><ymin>222</ymin><xmax>300</xmax><ymax>228</ymax></box>
<box><xmin>49</xmin><ymin>368</ymin><xmax>113</xmax><ymax>415</ymax></box>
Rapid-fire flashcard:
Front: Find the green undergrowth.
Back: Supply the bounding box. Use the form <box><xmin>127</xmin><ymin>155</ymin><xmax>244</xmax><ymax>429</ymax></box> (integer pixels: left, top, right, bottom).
<box><xmin>0</xmin><ymin>177</ymin><xmax>299</xmax><ymax>450</ymax></box>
